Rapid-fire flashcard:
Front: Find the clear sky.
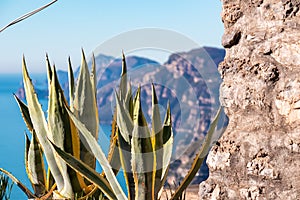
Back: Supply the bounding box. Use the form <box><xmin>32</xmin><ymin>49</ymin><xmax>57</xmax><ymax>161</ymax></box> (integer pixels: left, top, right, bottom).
<box><xmin>0</xmin><ymin>0</ymin><xmax>224</xmax><ymax>73</ymax></box>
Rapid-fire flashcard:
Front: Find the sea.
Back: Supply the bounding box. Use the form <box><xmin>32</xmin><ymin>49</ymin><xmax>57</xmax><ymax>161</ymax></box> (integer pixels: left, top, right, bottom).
<box><xmin>0</xmin><ymin>74</ymin><xmax>126</xmax><ymax>199</ymax></box>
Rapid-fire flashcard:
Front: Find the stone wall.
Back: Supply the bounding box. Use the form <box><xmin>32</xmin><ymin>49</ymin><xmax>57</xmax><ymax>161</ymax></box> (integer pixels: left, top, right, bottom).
<box><xmin>200</xmin><ymin>0</ymin><xmax>300</xmax><ymax>199</ymax></box>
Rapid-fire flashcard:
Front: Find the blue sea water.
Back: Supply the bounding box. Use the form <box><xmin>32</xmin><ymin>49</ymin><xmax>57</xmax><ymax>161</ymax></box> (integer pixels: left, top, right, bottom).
<box><xmin>0</xmin><ymin>73</ymin><xmax>32</xmax><ymax>199</ymax></box>
<box><xmin>0</xmin><ymin>74</ymin><xmax>126</xmax><ymax>199</ymax></box>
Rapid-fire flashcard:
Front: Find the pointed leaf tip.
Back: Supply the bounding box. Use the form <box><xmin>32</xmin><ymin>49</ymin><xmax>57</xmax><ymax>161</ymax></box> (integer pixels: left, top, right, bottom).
<box><xmin>22</xmin><ymin>55</ymin><xmax>26</xmax><ymax>68</ymax></box>
<box><xmin>121</xmin><ymin>50</ymin><xmax>125</xmax><ymax>60</ymax></box>
<box><xmin>80</xmin><ymin>49</ymin><xmax>88</xmax><ymax>68</ymax></box>
<box><xmin>165</xmin><ymin>101</ymin><xmax>171</xmax><ymax>125</ymax></box>
<box><xmin>121</xmin><ymin>51</ymin><xmax>127</xmax><ymax>76</ymax></box>
<box><xmin>152</xmin><ymin>83</ymin><xmax>158</xmax><ymax>105</ymax></box>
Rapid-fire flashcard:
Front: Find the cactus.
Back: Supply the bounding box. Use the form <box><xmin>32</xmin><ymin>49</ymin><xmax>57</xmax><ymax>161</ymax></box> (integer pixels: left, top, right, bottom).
<box><xmin>0</xmin><ymin>50</ymin><xmax>223</xmax><ymax>199</ymax></box>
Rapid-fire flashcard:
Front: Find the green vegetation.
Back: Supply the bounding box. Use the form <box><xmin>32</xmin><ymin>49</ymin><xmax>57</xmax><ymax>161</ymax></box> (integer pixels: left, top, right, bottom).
<box><xmin>0</xmin><ymin>50</ymin><xmax>221</xmax><ymax>199</ymax></box>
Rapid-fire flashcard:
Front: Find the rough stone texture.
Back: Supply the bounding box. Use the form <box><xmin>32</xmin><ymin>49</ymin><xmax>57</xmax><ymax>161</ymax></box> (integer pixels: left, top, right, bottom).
<box><xmin>200</xmin><ymin>0</ymin><xmax>300</xmax><ymax>199</ymax></box>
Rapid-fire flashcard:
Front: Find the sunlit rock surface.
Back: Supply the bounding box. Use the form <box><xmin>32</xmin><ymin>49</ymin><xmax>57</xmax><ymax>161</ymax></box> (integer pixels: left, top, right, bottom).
<box><xmin>200</xmin><ymin>0</ymin><xmax>300</xmax><ymax>199</ymax></box>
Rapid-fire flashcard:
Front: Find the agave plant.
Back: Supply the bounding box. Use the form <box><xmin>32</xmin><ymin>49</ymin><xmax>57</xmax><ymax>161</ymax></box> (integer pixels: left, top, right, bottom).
<box><xmin>0</xmin><ymin>50</ymin><xmax>222</xmax><ymax>200</ymax></box>
<box><xmin>49</xmin><ymin>52</ymin><xmax>222</xmax><ymax>200</ymax></box>
<box><xmin>0</xmin><ymin>50</ymin><xmax>102</xmax><ymax>199</ymax></box>
<box><xmin>49</xmin><ymin>53</ymin><xmax>175</xmax><ymax>200</ymax></box>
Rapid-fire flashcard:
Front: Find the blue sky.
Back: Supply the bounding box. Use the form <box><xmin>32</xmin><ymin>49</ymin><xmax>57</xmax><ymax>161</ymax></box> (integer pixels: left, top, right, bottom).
<box><xmin>0</xmin><ymin>0</ymin><xmax>223</xmax><ymax>73</ymax></box>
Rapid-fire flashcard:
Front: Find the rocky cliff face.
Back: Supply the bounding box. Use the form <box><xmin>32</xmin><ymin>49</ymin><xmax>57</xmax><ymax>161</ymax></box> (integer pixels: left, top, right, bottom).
<box><xmin>200</xmin><ymin>0</ymin><xmax>300</xmax><ymax>199</ymax></box>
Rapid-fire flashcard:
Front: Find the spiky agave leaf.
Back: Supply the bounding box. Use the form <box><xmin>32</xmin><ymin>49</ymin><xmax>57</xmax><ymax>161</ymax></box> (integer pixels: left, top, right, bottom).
<box><xmin>115</xmin><ymin>91</ymin><xmax>133</xmax><ymax>144</ymax></box>
<box><xmin>16</xmin><ymin>98</ymin><xmax>49</xmax><ymax>196</ymax></box>
<box><xmin>106</xmin><ymin>109</ymin><xmax>122</xmax><ymax>175</ymax></box>
<box><xmin>48</xmin><ymin>65</ymin><xmax>85</xmax><ymax>196</ymax></box>
<box><xmin>73</xmin><ymin>50</ymin><xmax>99</xmax><ymax>170</ymax></box>
<box><xmin>90</xmin><ymin>53</ymin><xmax>97</xmax><ymax>98</ymax></box>
<box><xmin>120</xmin><ymin>51</ymin><xmax>128</xmax><ymax>100</ymax></box>
<box><xmin>90</xmin><ymin>52</ymin><xmax>99</xmax><ymax>143</ymax></box>
<box><xmin>115</xmin><ymin>54</ymin><xmax>137</xmax><ymax>199</ymax></box>
<box><xmin>46</xmin><ymin>54</ymin><xmax>52</xmax><ymax>89</ymax></box>
<box><xmin>170</xmin><ymin>107</ymin><xmax>222</xmax><ymax>200</ymax></box>
<box><xmin>115</xmin><ymin>91</ymin><xmax>135</xmax><ymax>199</ymax></box>
<box><xmin>21</xmin><ymin>56</ymin><xmax>64</xmax><ymax>192</ymax></box>
<box><xmin>64</xmin><ymin>105</ymin><xmax>127</xmax><ymax>200</ymax></box>
<box><xmin>68</xmin><ymin>56</ymin><xmax>75</xmax><ymax>111</ymax></box>
<box><xmin>24</xmin><ymin>133</ymin><xmax>36</xmax><ymax>194</ymax></box>
<box><xmin>106</xmin><ymin>53</ymin><xmax>131</xmax><ymax>177</ymax></box>
<box><xmin>106</xmin><ymin>82</ymin><xmax>133</xmax><ymax>181</ymax></box>
<box><xmin>151</xmin><ymin>83</ymin><xmax>163</xmax><ymax>199</ymax></box>
<box><xmin>124</xmin><ymin>82</ymin><xmax>133</xmax><ymax>116</ymax></box>
<box><xmin>151</xmin><ymin>86</ymin><xmax>174</xmax><ymax>199</ymax></box>
<box><xmin>161</xmin><ymin>102</ymin><xmax>173</xmax><ymax>181</ymax></box>
<box><xmin>115</xmin><ymin>53</ymin><xmax>174</xmax><ymax>200</ymax></box>
<box><xmin>152</xmin><ymin>103</ymin><xmax>174</xmax><ymax>200</ymax></box>
<box><xmin>50</xmin><ymin>141</ymin><xmax>118</xmax><ymax>200</ymax></box>
<box><xmin>45</xmin><ymin>168</ymin><xmax>55</xmax><ymax>193</ymax></box>
<box><xmin>27</xmin><ymin>132</ymin><xmax>46</xmax><ymax>196</ymax></box>
<box><xmin>130</xmin><ymin>87</ymin><xmax>155</xmax><ymax>200</ymax></box>
<box><xmin>14</xmin><ymin>95</ymin><xmax>33</xmax><ymax>133</ymax></box>
<box><xmin>48</xmin><ymin>65</ymin><xmax>74</xmax><ymax>197</ymax></box>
